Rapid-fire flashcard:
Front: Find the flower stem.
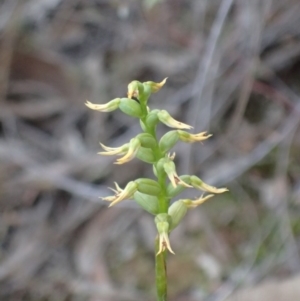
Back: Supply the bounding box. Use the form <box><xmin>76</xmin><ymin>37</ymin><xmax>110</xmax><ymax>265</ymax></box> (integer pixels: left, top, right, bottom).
<box><xmin>155</xmin><ymin>236</ymin><xmax>167</xmax><ymax>301</ymax></box>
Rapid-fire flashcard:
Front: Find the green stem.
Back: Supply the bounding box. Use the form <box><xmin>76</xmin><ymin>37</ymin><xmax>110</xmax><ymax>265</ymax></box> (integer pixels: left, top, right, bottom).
<box><xmin>157</xmin><ymin>175</ymin><xmax>168</xmax><ymax>213</ymax></box>
<box><xmin>155</xmin><ymin>236</ymin><xmax>167</xmax><ymax>301</ymax></box>
<box><xmin>141</xmin><ymin>103</ymin><xmax>169</xmax><ymax>300</ymax></box>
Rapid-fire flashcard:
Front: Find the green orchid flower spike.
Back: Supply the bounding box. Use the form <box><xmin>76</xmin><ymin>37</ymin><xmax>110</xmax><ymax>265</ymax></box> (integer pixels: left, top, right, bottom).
<box><xmin>85</xmin><ymin>78</ymin><xmax>228</xmax><ymax>301</ymax></box>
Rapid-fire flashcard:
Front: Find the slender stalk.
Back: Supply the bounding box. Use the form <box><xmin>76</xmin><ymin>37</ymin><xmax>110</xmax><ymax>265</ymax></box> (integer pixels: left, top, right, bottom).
<box><xmin>155</xmin><ymin>236</ymin><xmax>167</xmax><ymax>301</ymax></box>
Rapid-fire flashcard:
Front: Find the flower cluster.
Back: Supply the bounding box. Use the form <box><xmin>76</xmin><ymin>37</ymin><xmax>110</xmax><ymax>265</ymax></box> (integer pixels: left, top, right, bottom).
<box><xmin>85</xmin><ymin>78</ymin><xmax>228</xmax><ymax>255</ymax></box>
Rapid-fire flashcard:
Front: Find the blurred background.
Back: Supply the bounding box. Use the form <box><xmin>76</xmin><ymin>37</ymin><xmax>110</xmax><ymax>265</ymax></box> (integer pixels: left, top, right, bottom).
<box><xmin>1</xmin><ymin>0</ymin><xmax>300</xmax><ymax>300</ymax></box>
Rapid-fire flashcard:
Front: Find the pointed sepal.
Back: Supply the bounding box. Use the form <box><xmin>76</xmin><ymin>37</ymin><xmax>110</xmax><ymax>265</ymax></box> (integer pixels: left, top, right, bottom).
<box><xmin>157</xmin><ymin>110</ymin><xmax>193</xmax><ymax>130</ymax></box>
<box><xmin>85</xmin><ymin>99</ymin><xmax>120</xmax><ymax>112</ymax></box>
<box><xmin>102</xmin><ymin>181</ymin><xmax>138</xmax><ymax>207</ymax></box>
<box><xmin>144</xmin><ymin>78</ymin><xmax>167</xmax><ymax>93</ymax></box>
<box><xmin>177</xmin><ymin>130</ymin><xmax>212</xmax><ymax>143</ymax></box>
<box><xmin>190</xmin><ymin>176</ymin><xmax>228</xmax><ymax>194</ymax></box>
<box><xmin>114</xmin><ymin>138</ymin><xmax>141</xmax><ymax>164</ymax></box>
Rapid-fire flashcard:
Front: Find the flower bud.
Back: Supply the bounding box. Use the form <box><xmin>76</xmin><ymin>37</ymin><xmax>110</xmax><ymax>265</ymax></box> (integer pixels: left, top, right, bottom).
<box><xmin>155</xmin><ymin>213</ymin><xmax>174</xmax><ymax>255</ymax></box>
<box><xmin>136</xmin><ymin>147</ymin><xmax>156</xmax><ymax>164</ymax></box>
<box><xmin>157</xmin><ymin>110</ymin><xmax>193</xmax><ymax>130</ymax></box>
<box><xmin>135</xmin><ymin>178</ymin><xmax>161</xmax><ymax>196</ymax></box>
<box><xmin>136</xmin><ymin>133</ymin><xmax>157</xmax><ymax>149</ymax></box>
<box><xmin>168</xmin><ymin>200</ymin><xmax>188</xmax><ymax>231</ymax></box>
<box><xmin>133</xmin><ymin>192</ymin><xmax>159</xmax><ymax>215</ymax></box>
<box><xmin>145</xmin><ymin>109</ymin><xmax>160</xmax><ymax>129</ymax></box>
<box><xmin>159</xmin><ymin>130</ymin><xmax>179</xmax><ymax>153</ymax></box>
<box><xmin>163</xmin><ymin>160</ymin><xmax>191</xmax><ymax>188</ymax></box>
<box><xmin>155</xmin><ymin>213</ymin><xmax>172</xmax><ymax>227</ymax></box>
<box><xmin>155</xmin><ymin>157</ymin><xmax>168</xmax><ymax>175</ymax></box>
<box><xmin>168</xmin><ymin>194</ymin><xmax>215</xmax><ymax>230</ymax></box>
<box><xmin>119</xmin><ymin>98</ymin><xmax>143</xmax><ymax>118</ymax></box>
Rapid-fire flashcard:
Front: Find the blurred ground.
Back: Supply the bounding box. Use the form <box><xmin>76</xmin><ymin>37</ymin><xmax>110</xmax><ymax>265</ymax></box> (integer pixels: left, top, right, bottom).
<box><xmin>1</xmin><ymin>0</ymin><xmax>300</xmax><ymax>300</ymax></box>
